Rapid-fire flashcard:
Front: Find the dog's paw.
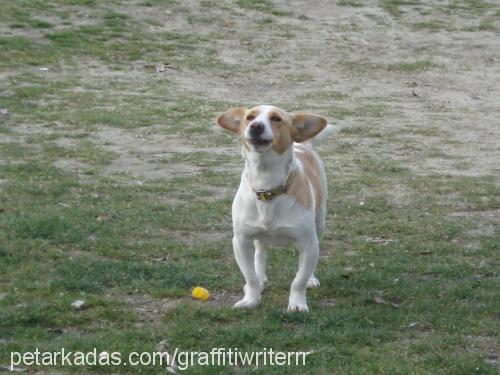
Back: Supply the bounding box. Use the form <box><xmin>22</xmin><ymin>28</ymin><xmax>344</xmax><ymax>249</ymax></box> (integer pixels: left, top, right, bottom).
<box><xmin>287</xmin><ymin>301</ymin><xmax>309</xmax><ymax>313</ymax></box>
<box><xmin>233</xmin><ymin>297</ymin><xmax>260</xmax><ymax>309</ymax></box>
<box><xmin>287</xmin><ymin>293</ymin><xmax>309</xmax><ymax>313</ymax></box>
<box><xmin>307</xmin><ymin>276</ymin><xmax>320</xmax><ymax>289</ymax></box>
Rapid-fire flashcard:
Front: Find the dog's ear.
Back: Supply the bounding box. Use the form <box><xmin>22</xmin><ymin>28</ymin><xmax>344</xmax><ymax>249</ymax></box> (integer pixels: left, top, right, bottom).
<box><xmin>216</xmin><ymin>107</ymin><xmax>246</xmax><ymax>134</ymax></box>
<box><xmin>290</xmin><ymin>113</ymin><xmax>327</xmax><ymax>142</ymax></box>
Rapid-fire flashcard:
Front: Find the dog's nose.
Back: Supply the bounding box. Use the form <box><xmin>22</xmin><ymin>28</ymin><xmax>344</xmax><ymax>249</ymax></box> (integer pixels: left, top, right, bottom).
<box><xmin>249</xmin><ymin>122</ymin><xmax>265</xmax><ymax>137</ymax></box>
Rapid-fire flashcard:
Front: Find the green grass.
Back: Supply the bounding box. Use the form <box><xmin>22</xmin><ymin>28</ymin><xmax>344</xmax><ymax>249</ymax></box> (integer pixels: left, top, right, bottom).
<box><xmin>338</xmin><ymin>59</ymin><xmax>440</xmax><ymax>74</ymax></box>
<box><xmin>0</xmin><ymin>142</ymin><xmax>27</xmax><ymax>159</ymax></box>
<box><xmin>43</xmin><ymin>141</ymin><xmax>118</xmax><ymax>165</ymax></box>
<box><xmin>387</xmin><ymin>60</ymin><xmax>438</xmax><ymax>72</ymax></box>
<box><xmin>338</xmin><ymin>0</ymin><xmax>363</xmax><ymax>7</ymax></box>
<box><xmin>379</xmin><ymin>0</ymin><xmax>422</xmax><ymax>16</ymax></box>
<box><xmin>411</xmin><ymin>20</ymin><xmax>450</xmax><ymax>32</ymax></box>
<box><xmin>0</xmin><ymin>0</ymin><xmax>498</xmax><ymax>374</ymax></box>
<box><xmin>236</xmin><ymin>0</ymin><xmax>292</xmax><ymax>16</ymax></box>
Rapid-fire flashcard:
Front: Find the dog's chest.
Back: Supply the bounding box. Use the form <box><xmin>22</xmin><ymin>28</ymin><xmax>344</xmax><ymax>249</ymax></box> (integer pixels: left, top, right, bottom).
<box><xmin>235</xmin><ymin>194</ymin><xmax>309</xmax><ymax>244</ymax></box>
<box><xmin>254</xmin><ymin>200</ymin><xmax>284</xmax><ymax>229</ymax></box>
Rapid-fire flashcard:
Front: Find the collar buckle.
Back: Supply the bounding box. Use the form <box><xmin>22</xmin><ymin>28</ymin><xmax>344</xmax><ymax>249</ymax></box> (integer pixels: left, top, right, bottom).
<box><xmin>256</xmin><ymin>190</ymin><xmax>273</xmax><ymax>202</ymax></box>
<box><xmin>253</xmin><ymin>171</ymin><xmax>294</xmax><ymax>202</ymax></box>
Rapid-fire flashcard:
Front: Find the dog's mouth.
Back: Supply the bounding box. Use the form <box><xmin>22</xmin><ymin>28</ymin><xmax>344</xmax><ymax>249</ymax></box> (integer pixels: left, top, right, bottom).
<box><xmin>247</xmin><ymin>138</ymin><xmax>272</xmax><ymax>147</ymax></box>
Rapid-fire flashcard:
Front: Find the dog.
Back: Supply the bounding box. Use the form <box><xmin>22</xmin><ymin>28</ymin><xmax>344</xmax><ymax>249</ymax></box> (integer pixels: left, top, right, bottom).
<box><xmin>216</xmin><ymin>105</ymin><xmax>336</xmax><ymax>312</ymax></box>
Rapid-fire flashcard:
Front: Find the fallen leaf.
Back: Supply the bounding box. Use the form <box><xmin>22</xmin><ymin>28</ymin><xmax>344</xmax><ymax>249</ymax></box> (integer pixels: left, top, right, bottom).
<box><xmin>97</xmin><ymin>213</ymin><xmax>108</xmax><ymax>221</ymax></box>
<box><xmin>374</xmin><ymin>296</ymin><xmax>387</xmax><ymax>305</ymax></box>
<box><xmin>373</xmin><ymin>296</ymin><xmax>400</xmax><ymax>308</ymax></box>
<box><xmin>155</xmin><ymin>63</ymin><xmax>166</xmax><ymax>73</ymax></box>
<box><xmin>71</xmin><ymin>300</ymin><xmax>88</xmax><ymax>311</ymax></box>
<box><xmin>362</xmin><ymin>235</ymin><xmax>396</xmax><ymax>245</ymax></box>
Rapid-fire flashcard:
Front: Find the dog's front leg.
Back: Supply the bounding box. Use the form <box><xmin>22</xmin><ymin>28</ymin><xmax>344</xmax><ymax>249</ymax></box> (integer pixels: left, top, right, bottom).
<box><xmin>254</xmin><ymin>239</ymin><xmax>269</xmax><ymax>286</ymax></box>
<box><xmin>232</xmin><ymin>235</ymin><xmax>264</xmax><ymax>309</ymax></box>
<box><xmin>288</xmin><ymin>235</ymin><xmax>319</xmax><ymax>313</ymax></box>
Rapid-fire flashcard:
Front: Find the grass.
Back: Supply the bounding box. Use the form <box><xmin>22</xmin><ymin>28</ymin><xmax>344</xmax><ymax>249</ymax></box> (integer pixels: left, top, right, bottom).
<box><xmin>0</xmin><ymin>0</ymin><xmax>498</xmax><ymax>374</ymax></box>
<box><xmin>387</xmin><ymin>60</ymin><xmax>438</xmax><ymax>72</ymax></box>
<box><xmin>411</xmin><ymin>20</ymin><xmax>450</xmax><ymax>32</ymax></box>
<box><xmin>379</xmin><ymin>0</ymin><xmax>422</xmax><ymax>16</ymax></box>
<box><xmin>338</xmin><ymin>0</ymin><xmax>363</xmax><ymax>7</ymax></box>
<box><xmin>43</xmin><ymin>141</ymin><xmax>118</xmax><ymax>165</ymax></box>
<box><xmin>236</xmin><ymin>0</ymin><xmax>292</xmax><ymax>16</ymax></box>
<box><xmin>338</xmin><ymin>59</ymin><xmax>440</xmax><ymax>75</ymax></box>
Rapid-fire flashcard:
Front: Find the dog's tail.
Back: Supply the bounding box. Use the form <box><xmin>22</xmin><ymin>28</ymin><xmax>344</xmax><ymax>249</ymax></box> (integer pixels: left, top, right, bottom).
<box><xmin>305</xmin><ymin>124</ymin><xmax>340</xmax><ymax>148</ymax></box>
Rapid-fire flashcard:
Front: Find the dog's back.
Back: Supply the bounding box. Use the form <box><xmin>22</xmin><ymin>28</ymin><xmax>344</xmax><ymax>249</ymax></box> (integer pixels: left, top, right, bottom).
<box><xmin>291</xmin><ymin>125</ymin><xmax>337</xmax><ymax>237</ymax></box>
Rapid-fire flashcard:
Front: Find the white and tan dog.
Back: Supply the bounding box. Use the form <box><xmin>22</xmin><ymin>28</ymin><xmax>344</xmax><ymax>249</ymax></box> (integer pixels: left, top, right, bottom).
<box><xmin>217</xmin><ymin>105</ymin><xmax>335</xmax><ymax>312</ymax></box>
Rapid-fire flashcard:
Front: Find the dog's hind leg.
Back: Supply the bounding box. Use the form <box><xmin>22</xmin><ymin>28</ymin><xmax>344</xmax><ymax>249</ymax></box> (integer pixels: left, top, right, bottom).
<box><xmin>254</xmin><ymin>239</ymin><xmax>269</xmax><ymax>287</ymax></box>
<box><xmin>309</xmin><ymin>196</ymin><xmax>327</xmax><ymax>289</ymax></box>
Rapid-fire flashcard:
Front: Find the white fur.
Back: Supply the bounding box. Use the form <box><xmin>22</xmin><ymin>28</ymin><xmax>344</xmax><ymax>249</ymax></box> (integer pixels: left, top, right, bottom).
<box><xmin>243</xmin><ymin>105</ymin><xmax>275</xmax><ymax>143</ymax></box>
<box><xmin>228</xmin><ymin>105</ymin><xmax>334</xmax><ymax>312</ymax></box>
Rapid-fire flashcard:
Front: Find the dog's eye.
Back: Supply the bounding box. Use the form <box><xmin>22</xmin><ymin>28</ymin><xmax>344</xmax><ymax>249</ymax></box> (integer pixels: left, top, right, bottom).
<box><xmin>271</xmin><ymin>116</ymin><xmax>282</xmax><ymax>122</ymax></box>
<box><xmin>246</xmin><ymin>114</ymin><xmax>256</xmax><ymax>121</ymax></box>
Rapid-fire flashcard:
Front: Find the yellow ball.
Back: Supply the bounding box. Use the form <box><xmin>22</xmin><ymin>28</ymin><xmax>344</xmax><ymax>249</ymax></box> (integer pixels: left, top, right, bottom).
<box><xmin>191</xmin><ymin>286</ymin><xmax>210</xmax><ymax>301</ymax></box>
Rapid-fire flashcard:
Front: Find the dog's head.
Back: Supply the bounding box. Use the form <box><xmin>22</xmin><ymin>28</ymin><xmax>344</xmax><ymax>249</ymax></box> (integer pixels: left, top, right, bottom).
<box><xmin>216</xmin><ymin>105</ymin><xmax>327</xmax><ymax>154</ymax></box>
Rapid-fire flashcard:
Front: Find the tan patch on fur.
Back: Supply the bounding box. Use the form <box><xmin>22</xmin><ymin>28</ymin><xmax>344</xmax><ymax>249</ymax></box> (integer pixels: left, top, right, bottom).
<box><xmin>289</xmin><ymin>144</ymin><xmax>323</xmax><ymax>212</ymax></box>
<box><xmin>290</xmin><ymin>113</ymin><xmax>327</xmax><ymax>143</ymax></box>
<box><xmin>216</xmin><ymin>107</ymin><xmax>245</xmax><ymax>134</ymax></box>
<box><xmin>271</xmin><ymin>122</ymin><xmax>293</xmax><ymax>154</ymax></box>
<box><xmin>269</xmin><ymin>109</ymin><xmax>294</xmax><ymax>155</ymax></box>
<box><xmin>216</xmin><ymin>107</ymin><xmax>261</xmax><ymax>150</ymax></box>
<box><xmin>287</xmin><ymin>169</ymin><xmax>313</xmax><ymax>209</ymax></box>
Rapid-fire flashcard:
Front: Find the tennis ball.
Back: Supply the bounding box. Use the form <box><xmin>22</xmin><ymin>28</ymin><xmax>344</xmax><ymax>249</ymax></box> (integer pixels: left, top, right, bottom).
<box><xmin>191</xmin><ymin>286</ymin><xmax>210</xmax><ymax>301</ymax></box>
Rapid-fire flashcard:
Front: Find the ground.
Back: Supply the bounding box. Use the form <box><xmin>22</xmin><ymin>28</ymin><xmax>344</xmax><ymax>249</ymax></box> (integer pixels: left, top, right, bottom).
<box><xmin>0</xmin><ymin>0</ymin><xmax>499</xmax><ymax>374</ymax></box>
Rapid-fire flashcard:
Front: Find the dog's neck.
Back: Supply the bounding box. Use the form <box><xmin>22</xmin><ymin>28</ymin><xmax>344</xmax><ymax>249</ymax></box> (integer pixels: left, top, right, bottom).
<box><xmin>242</xmin><ymin>146</ymin><xmax>295</xmax><ymax>191</ymax></box>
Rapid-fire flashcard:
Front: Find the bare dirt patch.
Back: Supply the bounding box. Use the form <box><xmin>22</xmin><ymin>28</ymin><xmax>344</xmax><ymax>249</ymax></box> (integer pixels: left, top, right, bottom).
<box><xmin>4</xmin><ymin>1</ymin><xmax>497</xmax><ymax>183</ymax></box>
<box><xmin>120</xmin><ymin>289</ymin><xmax>240</xmax><ymax>325</ymax></box>
<box><xmin>449</xmin><ymin>209</ymin><xmax>500</xmax><ymax>239</ymax></box>
<box><xmin>466</xmin><ymin>335</ymin><xmax>500</xmax><ymax>368</ymax></box>
<box><xmin>120</xmin><ymin>292</ymin><xmax>188</xmax><ymax>325</ymax></box>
